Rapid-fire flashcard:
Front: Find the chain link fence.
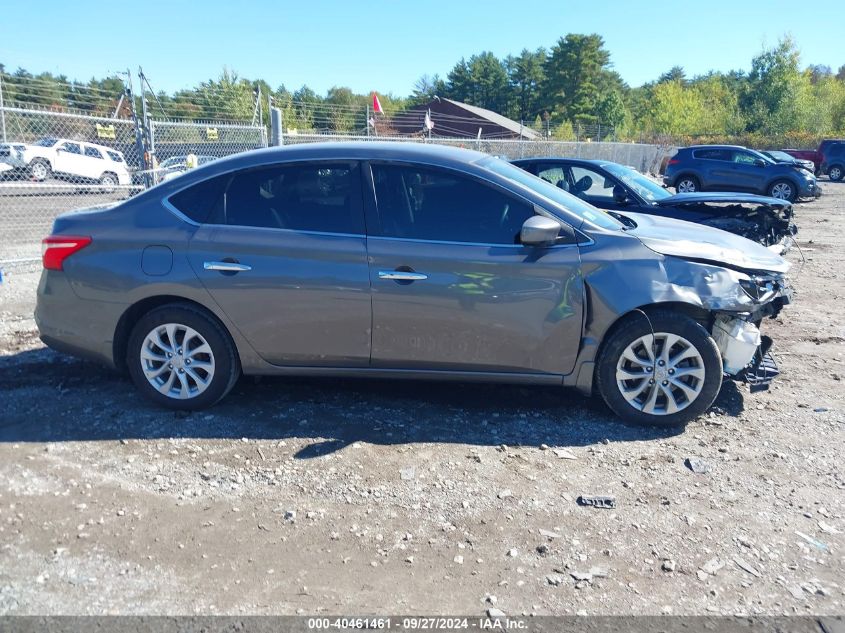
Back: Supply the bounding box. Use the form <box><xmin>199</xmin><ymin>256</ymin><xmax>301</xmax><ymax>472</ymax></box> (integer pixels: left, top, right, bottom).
<box><xmin>282</xmin><ymin>133</ymin><xmax>674</xmax><ymax>176</ymax></box>
<box><xmin>0</xmin><ymin>106</ymin><xmax>268</xmax><ymax>267</ymax></box>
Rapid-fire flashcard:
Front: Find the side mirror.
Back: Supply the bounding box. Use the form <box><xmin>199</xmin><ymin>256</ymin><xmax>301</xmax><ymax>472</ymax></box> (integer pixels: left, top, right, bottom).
<box><xmin>55</xmin><ymin>147</ymin><xmax>65</xmax><ymax>153</ymax></box>
<box><xmin>753</xmin><ymin>158</ymin><xmax>766</xmax><ymax>167</ymax></box>
<box><xmin>521</xmin><ymin>215</ymin><xmax>563</xmax><ymax>246</ymax></box>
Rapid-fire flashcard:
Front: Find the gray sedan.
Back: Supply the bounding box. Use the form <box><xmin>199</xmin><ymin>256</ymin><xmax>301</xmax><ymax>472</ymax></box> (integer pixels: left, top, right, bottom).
<box><xmin>36</xmin><ymin>142</ymin><xmax>792</xmax><ymax>426</ymax></box>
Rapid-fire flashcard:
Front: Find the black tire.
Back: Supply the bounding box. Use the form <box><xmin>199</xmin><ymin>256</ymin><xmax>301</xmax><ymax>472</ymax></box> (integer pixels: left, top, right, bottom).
<box><xmin>127</xmin><ymin>303</ymin><xmax>240</xmax><ymax>410</ymax></box>
<box><xmin>29</xmin><ymin>158</ymin><xmax>51</xmax><ymax>182</ymax></box>
<box><xmin>595</xmin><ymin>311</ymin><xmax>723</xmax><ymax>427</ymax></box>
<box><xmin>675</xmin><ymin>175</ymin><xmax>699</xmax><ymax>193</ymax></box>
<box><xmin>767</xmin><ymin>179</ymin><xmax>797</xmax><ymax>202</ymax></box>
<box><xmin>829</xmin><ymin>165</ymin><xmax>844</xmax><ymax>182</ymax></box>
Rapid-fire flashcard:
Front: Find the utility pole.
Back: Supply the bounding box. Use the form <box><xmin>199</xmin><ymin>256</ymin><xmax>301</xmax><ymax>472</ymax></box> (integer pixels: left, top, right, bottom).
<box><xmin>137</xmin><ymin>68</ymin><xmax>153</xmax><ymax>187</ymax></box>
<box><xmin>124</xmin><ymin>69</ymin><xmax>148</xmax><ymax>188</ymax></box>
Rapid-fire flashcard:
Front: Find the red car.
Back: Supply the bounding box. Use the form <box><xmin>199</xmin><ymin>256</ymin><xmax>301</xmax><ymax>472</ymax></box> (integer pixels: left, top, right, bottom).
<box><xmin>782</xmin><ymin>139</ymin><xmax>845</xmax><ymax>176</ymax></box>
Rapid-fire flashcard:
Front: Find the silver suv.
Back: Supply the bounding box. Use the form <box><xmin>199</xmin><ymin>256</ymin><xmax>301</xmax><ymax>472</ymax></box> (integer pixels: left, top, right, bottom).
<box><xmin>35</xmin><ymin>143</ymin><xmax>792</xmax><ymax>426</ymax></box>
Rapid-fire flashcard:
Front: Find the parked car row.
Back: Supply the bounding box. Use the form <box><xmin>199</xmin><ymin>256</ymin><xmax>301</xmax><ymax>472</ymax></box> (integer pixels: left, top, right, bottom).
<box><xmin>37</xmin><ymin>142</ymin><xmax>792</xmax><ymax>427</ymax></box>
<box><xmin>662</xmin><ymin>145</ymin><xmax>821</xmax><ymax>203</ymax></box>
<box><xmin>782</xmin><ymin>139</ymin><xmax>845</xmax><ymax>179</ymax></box>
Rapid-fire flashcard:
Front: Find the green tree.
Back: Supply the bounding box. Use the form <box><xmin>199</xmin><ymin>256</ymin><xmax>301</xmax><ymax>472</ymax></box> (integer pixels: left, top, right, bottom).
<box><xmin>195</xmin><ymin>68</ymin><xmax>255</xmax><ymax>121</ymax></box>
<box><xmin>741</xmin><ymin>37</ymin><xmax>806</xmax><ymax>134</ymax></box>
<box><xmin>445</xmin><ymin>52</ymin><xmax>510</xmax><ymax>113</ymax></box>
<box><xmin>641</xmin><ymin>80</ymin><xmax>706</xmax><ymax>136</ymax></box>
<box><xmin>410</xmin><ymin>74</ymin><xmax>446</xmax><ymax>105</ymax></box>
<box><xmin>506</xmin><ymin>48</ymin><xmax>546</xmax><ymax>122</ymax></box>
<box><xmin>657</xmin><ymin>66</ymin><xmax>686</xmax><ymax>85</ymax></box>
<box><xmin>542</xmin><ymin>34</ymin><xmax>612</xmax><ymax>123</ymax></box>
<box><xmin>595</xmin><ymin>90</ymin><xmax>626</xmax><ymax>133</ymax></box>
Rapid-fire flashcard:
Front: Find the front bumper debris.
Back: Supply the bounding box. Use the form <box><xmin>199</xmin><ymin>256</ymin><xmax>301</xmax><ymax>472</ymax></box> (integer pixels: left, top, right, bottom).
<box><xmin>736</xmin><ymin>336</ymin><xmax>779</xmax><ymax>392</ymax></box>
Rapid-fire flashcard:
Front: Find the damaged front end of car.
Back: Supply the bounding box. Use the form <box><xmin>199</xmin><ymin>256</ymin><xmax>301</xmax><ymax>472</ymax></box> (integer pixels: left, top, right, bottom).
<box><xmin>643</xmin><ymin>239</ymin><xmax>793</xmax><ymax>392</ymax></box>
<box><xmin>655</xmin><ymin>193</ymin><xmax>798</xmax><ymax>252</ymax></box>
<box><xmin>709</xmin><ymin>272</ymin><xmax>792</xmax><ymax>391</ymax></box>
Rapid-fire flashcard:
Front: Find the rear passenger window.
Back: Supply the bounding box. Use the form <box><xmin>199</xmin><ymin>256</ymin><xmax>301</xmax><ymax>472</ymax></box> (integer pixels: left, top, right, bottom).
<box><xmin>168</xmin><ymin>175</ymin><xmax>229</xmax><ymax>223</ymax></box>
<box><xmin>84</xmin><ymin>146</ymin><xmax>103</xmax><ymax>159</ymax></box>
<box><xmin>106</xmin><ymin>151</ymin><xmax>124</xmax><ymax>162</ymax></box>
<box><xmin>693</xmin><ymin>149</ymin><xmax>729</xmax><ymax>161</ymax></box>
<box><xmin>167</xmin><ymin>163</ymin><xmax>365</xmax><ymax>234</ymax></box>
<box><xmin>372</xmin><ymin>165</ymin><xmax>534</xmax><ymax>244</ymax></box>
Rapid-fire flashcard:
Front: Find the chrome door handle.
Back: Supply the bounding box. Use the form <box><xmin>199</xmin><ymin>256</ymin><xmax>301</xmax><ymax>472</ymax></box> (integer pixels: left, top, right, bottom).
<box><xmin>204</xmin><ymin>261</ymin><xmax>252</xmax><ymax>272</ymax></box>
<box><xmin>378</xmin><ymin>271</ymin><xmax>428</xmax><ymax>281</ymax></box>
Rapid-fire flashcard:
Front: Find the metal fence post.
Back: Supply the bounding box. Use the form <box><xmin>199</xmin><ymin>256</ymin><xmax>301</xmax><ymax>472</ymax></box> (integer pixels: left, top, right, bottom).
<box><xmin>0</xmin><ymin>74</ymin><xmax>6</xmax><ymax>143</ymax></box>
<box><xmin>270</xmin><ymin>107</ymin><xmax>284</xmax><ymax>146</ymax></box>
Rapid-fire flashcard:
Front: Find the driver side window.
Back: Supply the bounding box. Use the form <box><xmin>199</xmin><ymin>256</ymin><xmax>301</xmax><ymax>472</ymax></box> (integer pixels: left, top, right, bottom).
<box><xmin>732</xmin><ymin>151</ymin><xmax>757</xmax><ymax>165</ymax></box>
<box><xmin>569</xmin><ymin>166</ymin><xmax>616</xmax><ymax>201</ymax></box>
<box><xmin>372</xmin><ymin>165</ymin><xmax>534</xmax><ymax>245</ymax></box>
<box><xmin>60</xmin><ymin>142</ymin><xmax>82</xmax><ymax>155</ymax></box>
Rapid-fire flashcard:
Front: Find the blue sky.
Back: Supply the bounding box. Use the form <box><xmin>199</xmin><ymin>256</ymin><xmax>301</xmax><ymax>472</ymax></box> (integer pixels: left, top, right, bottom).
<box><xmin>1</xmin><ymin>0</ymin><xmax>842</xmax><ymax>96</ymax></box>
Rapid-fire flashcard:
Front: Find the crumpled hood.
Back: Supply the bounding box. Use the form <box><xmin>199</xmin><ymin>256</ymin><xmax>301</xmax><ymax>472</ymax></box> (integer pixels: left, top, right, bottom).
<box><xmin>656</xmin><ymin>191</ymin><xmax>790</xmax><ymax>210</ymax></box>
<box><xmin>622</xmin><ymin>212</ymin><xmax>791</xmax><ymax>274</ymax></box>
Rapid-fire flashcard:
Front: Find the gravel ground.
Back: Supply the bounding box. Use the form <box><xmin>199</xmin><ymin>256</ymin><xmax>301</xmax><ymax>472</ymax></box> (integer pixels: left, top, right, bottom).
<box><xmin>0</xmin><ymin>184</ymin><xmax>843</xmax><ymax>616</ymax></box>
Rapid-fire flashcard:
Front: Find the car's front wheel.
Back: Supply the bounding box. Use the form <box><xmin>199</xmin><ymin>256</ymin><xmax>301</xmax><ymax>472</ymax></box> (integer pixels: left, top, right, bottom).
<box><xmin>127</xmin><ymin>304</ymin><xmax>240</xmax><ymax>410</ymax></box>
<box><xmin>829</xmin><ymin>165</ymin><xmax>844</xmax><ymax>181</ymax></box>
<box><xmin>768</xmin><ymin>179</ymin><xmax>797</xmax><ymax>202</ymax></box>
<box><xmin>29</xmin><ymin>159</ymin><xmax>51</xmax><ymax>182</ymax></box>
<box><xmin>596</xmin><ymin>311</ymin><xmax>723</xmax><ymax>426</ymax></box>
<box><xmin>675</xmin><ymin>176</ymin><xmax>699</xmax><ymax>193</ymax></box>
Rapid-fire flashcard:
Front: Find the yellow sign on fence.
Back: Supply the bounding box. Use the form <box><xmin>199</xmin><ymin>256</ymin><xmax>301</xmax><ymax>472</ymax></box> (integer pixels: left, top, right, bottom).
<box><xmin>95</xmin><ymin>123</ymin><xmax>116</xmax><ymax>140</ymax></box>
<box><xmin>205</xmin><ymin>127</ymin><xmax>219</xmax><ymax>141</ymax></box>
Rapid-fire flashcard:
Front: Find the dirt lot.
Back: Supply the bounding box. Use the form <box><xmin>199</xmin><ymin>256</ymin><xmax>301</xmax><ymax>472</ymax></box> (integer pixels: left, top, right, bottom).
<box><xmin>0</xmin><ymin>184</ymin><xmax>843</xmax><ymax>617</ymax></box>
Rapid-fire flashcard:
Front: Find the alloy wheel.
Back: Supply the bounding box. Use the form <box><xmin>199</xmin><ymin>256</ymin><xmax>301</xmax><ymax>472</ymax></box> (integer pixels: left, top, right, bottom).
<box><xmin>140</xmin><ymin>323</ymin><xmax>216</xmax><ymax>400</ymax></box>
<box><xmin>31</xmin><ymin>162</ymin><xmax>48</xmax><ymax>180</ymax></box>
<box><xmin>615</xmin><ymin>332</ymin><xmax>706</xmax><ymax>416</ymax></box>
<box><xmin>771</xmin><ymin>182</ymin><xmax>793</xmax><ymax>200</ymax></box>
<box><xmin>677</xmin><ymin>179</ymin><xmax>696</xmax><ymax>193</ymax></box>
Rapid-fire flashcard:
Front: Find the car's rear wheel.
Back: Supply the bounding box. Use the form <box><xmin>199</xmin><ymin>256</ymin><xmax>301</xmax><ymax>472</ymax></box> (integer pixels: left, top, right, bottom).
<box><xmin>100</xmin><ymin>172</ymin><xmax>118</xmax><ymax>193</ymax></box>
<box><xmin>675</xmin><ymin>176</ymin><xmax>699</xmax><ymax>193</ymax></box>
<box><xmin>29</xmin><ymin>159</ymin><xmax>51</xmax><ymax>182</ymax></box>
<box><xmin>596</xmin><ymin>311</ymin><xmax>723</xmax><ymax>427</ymax></box>
<box><xmin>768</xmin><ymin>179</ymin><xmax>797</xmax><ymax>202</ymax></box>
<box><xmin>127</xmin><ymin>304</ymin><xmax>240</xmax><ymax>410</ymax></box>
<box><xmin>829</xmin><ymin>165</ymin><xmax>844</xmax><ymax>181</ymax></box>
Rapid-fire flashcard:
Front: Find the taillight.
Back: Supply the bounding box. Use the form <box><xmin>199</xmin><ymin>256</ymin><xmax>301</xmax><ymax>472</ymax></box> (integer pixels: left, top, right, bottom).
<box><xmin>41</xmin><ymin>235</ymin><xmax>92</xmax><ymax>270</ymax></box>
<box><xmin>667</xmin><ymin>158</ymin><xmax>680</xmax><ymax>165</ymax></box>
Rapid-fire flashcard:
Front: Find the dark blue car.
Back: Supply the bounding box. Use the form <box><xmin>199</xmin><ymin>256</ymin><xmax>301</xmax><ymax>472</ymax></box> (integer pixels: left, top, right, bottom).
<box><xmin>511</xmin><ymin>157</ymin><xmax>796</xmax><ymax>248</ymax></box>
<box><xmin>663</xmin><ymin>145</ymin><xmax>820</xmax><ymax>202</ymax></box>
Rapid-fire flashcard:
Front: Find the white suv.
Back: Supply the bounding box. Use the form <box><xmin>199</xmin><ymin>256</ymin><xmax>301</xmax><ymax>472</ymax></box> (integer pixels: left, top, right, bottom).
<box><xmin>0</xmin><ymin>137</ymin><xmax>131</xmax><ymax>189</ymax></box>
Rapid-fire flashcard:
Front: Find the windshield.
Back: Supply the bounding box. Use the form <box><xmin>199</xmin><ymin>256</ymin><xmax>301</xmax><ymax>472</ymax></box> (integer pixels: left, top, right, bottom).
<box><xmin>34</xmin><ymin>137</ymin><xmax>59</xmax><ymax>147</ymax></box>
<box><xmin>160</xmin><ymin>157</ymin><xmax>186</xmax><ymax>169</ymax></box>
<box><xmin>602</xmin><ymin>162</ymin><xmax>672</xmax><ymax>202</ymax></box>
<box><xmin>748</xmin><ymin>148</ymin><xmax>776</xmax><ymax>164</ymax></box>
<box><xmin>481</xmin><ymin>157</ymin><xmax>624</xmax><ymax>231</ymax></box>
<box><xmin>766</xmin><ymin>150</ymin><xmax>792</xmax><ymax>161</ymax></box>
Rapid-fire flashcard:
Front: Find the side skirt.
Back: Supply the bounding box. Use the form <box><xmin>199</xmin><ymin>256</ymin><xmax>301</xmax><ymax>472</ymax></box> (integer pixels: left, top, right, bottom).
<box><xmin>244</xmin><ymin>365</ymin><xmax>567</xmax><ymax>386</ymax></box>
